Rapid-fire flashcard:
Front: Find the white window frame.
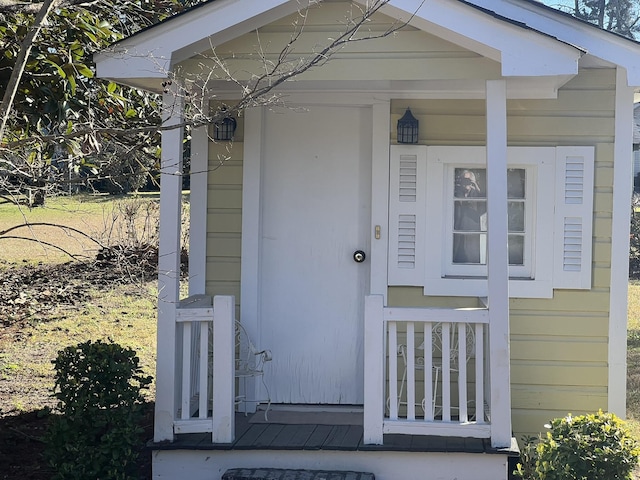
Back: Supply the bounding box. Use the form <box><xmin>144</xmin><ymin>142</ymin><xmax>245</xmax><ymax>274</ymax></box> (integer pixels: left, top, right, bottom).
<box><xmin>424</xmin><ymin>146</ymin><xmax>555</xmax><ymax>298</ymax></box>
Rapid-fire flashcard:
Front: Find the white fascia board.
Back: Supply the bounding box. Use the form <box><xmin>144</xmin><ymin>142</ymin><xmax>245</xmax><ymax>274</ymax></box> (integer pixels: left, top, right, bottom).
<box><xmin>95</xmin><ymin>0</ymin><xmax>303</xmax><ymax>81</ymax></box>
<box><xmin>377</xmin><ymin>0</ymin><xmax>581</xmax><ymax>77</ymax></box>
<box><xmin>469</xmin><ymin>0</ymin><xmax>640</xmax><ymax>86</ymax></box>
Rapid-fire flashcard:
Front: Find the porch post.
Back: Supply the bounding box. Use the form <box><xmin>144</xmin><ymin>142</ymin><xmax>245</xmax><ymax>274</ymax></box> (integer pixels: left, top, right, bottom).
<box><xmin>363</xmin><ymin>294</ymin><xmax>384</xmax><ymax>445</ymax></box>
<box><xmin>155</xmin><ymin>81</ymin><xmax>184</xmax><ymax>442</ymax></box>
<box><xmin>212</xmin><ymin>295</ymin><xmax>235</xmax><ymax>443</ymax></box>
<box><xmin>485</xmin><ymin>80</ymin><xmax>512</xmax><ymax>448</ymax></box>
<box><xmin>188</xmin><ymin>124</ymin><xmax>209</xmax><ymax>296</ymax></box>
<box><xmin>240</xmin><ymin>106</ymin><xmax>264</xmax><ymax>410</ymax></box>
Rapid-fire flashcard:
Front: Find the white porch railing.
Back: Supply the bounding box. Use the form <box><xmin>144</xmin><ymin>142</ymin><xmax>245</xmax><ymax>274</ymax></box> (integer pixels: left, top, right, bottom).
<box><xmin>173</xmin><ymin>295</ymin><xmax>235</xmax><ymax>443</ymax></box>
<box><xmin>364</xmin><ymin>295</ymin><xmax>492</xmax><ymax>444</ymax></box>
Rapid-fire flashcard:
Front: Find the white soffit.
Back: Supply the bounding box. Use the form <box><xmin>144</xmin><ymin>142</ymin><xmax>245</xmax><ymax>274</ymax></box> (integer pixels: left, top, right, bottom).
<box><xmin>380</xmin><ymin>0</ymin><xmax>582</xmax><ymax>77</ymax></box>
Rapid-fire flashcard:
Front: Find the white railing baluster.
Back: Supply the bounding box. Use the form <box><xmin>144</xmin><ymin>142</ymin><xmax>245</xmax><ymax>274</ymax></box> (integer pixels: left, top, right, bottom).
<box><xmin>388</xmin><ymin>321</ymin><xmax>398</xmax><ymax>420</ymax></box>
<box><xmin>181</xmin><ymin>322</ymin><xmax>192</xmax><ymax>420</ymax></box>
<box><xmin>424</xmin><ymin>322</ymin><xmax>434</xmax><ymax>421</ymax></box>
<box><xmin>476</xmin><ymin>322</ymin><xmax>485</xmax><ymax>423</ymax></box>
<box><xmin>458</xmin><ymin>323</ymin><xmax>468</xmax><ymax>423</ymax></box>
<box><xmin>407</xmin><ymin>322</ymin><xmax>415</xmax><ymax>421</ymax></box>
<box><xmin>442</xmin><ymin>322</ymin><xmax>451</xmax><ymax>422</ymax></box>
<box><xmin>198</xmin><ymin>321</ymin><xmax>209</xmax><ymax>419</ymax></box>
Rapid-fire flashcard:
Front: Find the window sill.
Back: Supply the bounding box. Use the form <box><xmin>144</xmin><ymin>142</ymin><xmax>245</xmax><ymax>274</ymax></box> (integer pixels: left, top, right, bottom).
<box><xmin>424</xmin><ymin>276</ymin><xmax>553</xmax><ymax>299</ymax></box>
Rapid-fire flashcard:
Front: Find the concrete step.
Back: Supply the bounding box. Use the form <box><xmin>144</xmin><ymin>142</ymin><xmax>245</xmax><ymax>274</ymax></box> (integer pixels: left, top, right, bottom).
<box><xmin>222</xmin><ymin>468</ymin><xmax>375</xmax><ymax>480</ymax></box>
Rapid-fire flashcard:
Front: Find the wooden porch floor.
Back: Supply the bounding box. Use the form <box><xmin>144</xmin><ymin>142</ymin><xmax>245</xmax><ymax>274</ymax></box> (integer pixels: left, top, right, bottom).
<box><xmin>151</xmin><ymin>412</ymin><xmax>519</xmax><ymax>456</ymax></box>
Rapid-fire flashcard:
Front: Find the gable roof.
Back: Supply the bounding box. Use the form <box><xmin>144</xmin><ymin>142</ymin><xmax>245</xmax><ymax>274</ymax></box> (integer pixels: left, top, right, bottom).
<box><xmin>94</xmin><ymin>0</ymin><xmax>640</xmax><ymax>92</ymax></box>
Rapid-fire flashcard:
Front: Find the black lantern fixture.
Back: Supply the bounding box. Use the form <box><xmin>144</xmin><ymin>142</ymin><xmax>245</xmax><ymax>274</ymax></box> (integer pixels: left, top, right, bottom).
<box><xmin>214</xmin><ymin>111</ymin><xmax>237</xmax><ymax>141</ymax></box>
<box><xmin>397</xmin><ymin>107</ymin><xmax>419</xmax><ymax>144</ymax></box>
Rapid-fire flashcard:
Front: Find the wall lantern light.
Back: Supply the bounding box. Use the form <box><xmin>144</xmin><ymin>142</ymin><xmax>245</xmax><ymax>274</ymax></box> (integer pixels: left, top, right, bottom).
<box><xmin>397</xmin><ymin>107</ymin><xmax>419</xmax><ymax>144</ymax></box>
<box><xmin>214</xmin><ymin>111</ymin><xmax>237</xmax><ymax>141</ymax></box>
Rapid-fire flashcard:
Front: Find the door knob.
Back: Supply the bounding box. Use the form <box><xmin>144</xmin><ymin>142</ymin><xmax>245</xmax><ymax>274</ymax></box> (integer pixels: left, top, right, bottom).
<box><xmin>353</xmin><ymin>250</ymin><xmax>366</xmax><ymax>263</ymax></box>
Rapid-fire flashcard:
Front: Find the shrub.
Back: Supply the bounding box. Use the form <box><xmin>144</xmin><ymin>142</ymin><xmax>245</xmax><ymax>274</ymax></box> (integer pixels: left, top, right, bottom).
<box><xmin>513</xmin><ymin>435</ymin><xmax>539</xmax><ymax>479</ymax></box>
<box><xmin>523</xmin><ymin>411</ymin><xmax>640</xmax><ymax>480</ymax></box>
<box><xmin>44</xmin><ymin>339</ymin><xmax>152</xmax><ymax>480</ymax></box>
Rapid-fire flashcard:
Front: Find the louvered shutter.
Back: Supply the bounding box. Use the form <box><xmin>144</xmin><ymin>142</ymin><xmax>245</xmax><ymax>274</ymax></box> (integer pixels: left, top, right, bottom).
<box><xmin>553</xmin><ymin>146</ymin><xmax>595</xmax><ymax>289</ymax></box>
<box><xmin>388</xmin><ymin>145</ymin><xmax>427</xmax><ymax>286</ymax></box>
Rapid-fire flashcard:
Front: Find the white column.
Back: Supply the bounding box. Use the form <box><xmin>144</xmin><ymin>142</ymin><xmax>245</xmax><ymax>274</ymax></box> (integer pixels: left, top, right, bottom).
<box><xmin>370</xmin><ymin>101</ymin><xmax>391</xmax><ymax>301</ymax></box>
<box><xmin>189</xmin><ymin>125</ymin><xmax>209</xmax><ymax>296</ymax></box>
<box><xmin>212</xmin><ymin>295</ymin><xmax>236</xmax><ymax>443</ymax></box>
<box><xmin>155</xmin><ymin>82</ymin><xmax>184</xmax><ymax>442</ymax></box>
<box><xmin>240</xmin><ymin>106</ymin><xmax>264</xmax><ymax>408</ymax></box>
<box><xmin>363</xmin><ymin>294</ymin><xmax>384</xmax><ymax>445</ymax></box>
<box><xmin>240</xmin><ymin>107</ymin><xmax>263</xmax><ymax>338</ymax></box>
<box><xmin>609</xmin><ymin>67</ymin><xmax>634</xmax><ymax>416</ymax></box>
<box><xmin>485</xmin><ymin>80</ymin><xmax>512</xmax><ymax>448</ymax></box>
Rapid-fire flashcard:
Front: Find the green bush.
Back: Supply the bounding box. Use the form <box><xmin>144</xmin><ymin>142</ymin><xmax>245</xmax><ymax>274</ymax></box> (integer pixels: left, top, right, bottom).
<box><xmin>44</xmin><ymin>339</ymin><xmax>152</xmax><ymax>480</ymax></box>
<box><xmin>515</xmin><ymin>411</ymin><xmax>640</xmax><ymax>480</ymax></box>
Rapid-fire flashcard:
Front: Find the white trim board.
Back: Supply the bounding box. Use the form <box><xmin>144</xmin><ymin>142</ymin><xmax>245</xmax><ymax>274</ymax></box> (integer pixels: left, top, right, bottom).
<box><xmin>608</xmin><ymin>67</ymin><xmax>634</xmax><ymax>416</ymax></box>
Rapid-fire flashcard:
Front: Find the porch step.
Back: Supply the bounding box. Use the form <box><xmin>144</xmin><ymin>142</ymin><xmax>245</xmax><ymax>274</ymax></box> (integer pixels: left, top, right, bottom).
<box><xmin>222</xmin><ymin>468</ymin><xmax>374</xmax><ymax>480</ymax></box>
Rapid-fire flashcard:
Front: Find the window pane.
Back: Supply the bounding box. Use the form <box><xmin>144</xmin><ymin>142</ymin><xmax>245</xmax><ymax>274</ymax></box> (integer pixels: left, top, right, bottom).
<box><xmin>453</xmin><ymin>233</ymin><xmax>485</xmax><ymax>264</ymax></box>
<box><xmin>508</xmin><ymin>201</ymin><xmax>525</xmax><ymax>232</ymax></box>
<box><xmin>454</xmin><ymin>200</ymin><xmax>487</xmax><ymax>231</ymax></box>
<box><xmin>454</xmin><ymin>168</ymin><xmax>485</xmax><ymax>198</ymax></box>
<box><xmin>508</xmin><ymin>234</ymin><xmax>524</xmax><ymax>265</ymax></box>
<box><xmin>507</xmin><ymin>169</ymin><xmax>525</xmax><ymax>199</ymax></box>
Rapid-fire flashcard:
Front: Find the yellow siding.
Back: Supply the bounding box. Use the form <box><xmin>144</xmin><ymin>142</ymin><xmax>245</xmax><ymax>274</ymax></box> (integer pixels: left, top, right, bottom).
<box><xmin>205</xmin><ymin>112</ymin><xmax>244</xmax><ymax>311</ymax></box>
<box><xmin>190</xmin><ymin>2</ymin><xmax>501</xmax><ymax>83</ymax></box>
<box><xmin>389</xmin><ymin>68</ymin><xmax>616</xmax><ymax>439</ymax></box>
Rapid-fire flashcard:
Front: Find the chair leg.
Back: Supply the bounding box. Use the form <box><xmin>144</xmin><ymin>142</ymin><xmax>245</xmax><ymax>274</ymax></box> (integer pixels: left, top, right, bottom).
<box><xmin>432</xmin><ymin>366</ymin><xmax>440</xmax><ymax>418</ymax></box>
<box><xmin>260</xmin><ymin>374</ymin><xmax>271</xmax><ymax>421</ymax></box>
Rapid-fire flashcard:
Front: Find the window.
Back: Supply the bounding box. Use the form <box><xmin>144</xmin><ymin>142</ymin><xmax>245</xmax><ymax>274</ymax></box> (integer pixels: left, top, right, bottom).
<box><xmin>388</xmin><ymin>145</ymin><xmax>594</xmax><ymax>298</ymax></box>
<box><xmin>445</xmin><ymin>166</ymin><xmax>531</xmax><ymax>278</ymax></box>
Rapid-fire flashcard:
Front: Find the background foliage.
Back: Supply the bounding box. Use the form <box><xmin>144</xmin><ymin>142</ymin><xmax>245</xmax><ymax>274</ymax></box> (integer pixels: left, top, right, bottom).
<box><xmin>0</xmin><ymin>0</ymin><xmax>204</xmax><ymax>201</ymax></box>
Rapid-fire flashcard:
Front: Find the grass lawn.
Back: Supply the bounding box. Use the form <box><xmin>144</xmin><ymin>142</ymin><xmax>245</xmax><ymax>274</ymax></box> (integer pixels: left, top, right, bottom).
<box><xmin>627</xmin><ymin>281</ymin><xmax>640</xmax><ymax>439</ymax></box>
<box><xmin>0</xmin><ymin>193</ymin><xmax>160</xmax><ymax>265</ymax></box>
<box><xmin>0</xmin><ymin>194</ymin><xmax>160</xmax><ymax>412</ymax></box>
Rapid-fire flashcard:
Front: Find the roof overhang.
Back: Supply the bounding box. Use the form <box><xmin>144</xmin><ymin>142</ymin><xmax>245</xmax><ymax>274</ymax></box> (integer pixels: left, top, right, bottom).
<box><xmin>468</xmin><ymin>0</ymin><xmax>640</xmax><ymax>86</ymax></box>
<box><xmin>94</xmin><ymin>0</ymin><xmax>640</xmax><ymax>94</ymax></box>
<box><xmin>94</xmin><ymin>0</ymin><xmax>301</xmax><ymax>91</ymax></box>
<box><xmin>379</xmin><ymin>0</ymin><xmax>581</xmax><ymax>77</ymax></box>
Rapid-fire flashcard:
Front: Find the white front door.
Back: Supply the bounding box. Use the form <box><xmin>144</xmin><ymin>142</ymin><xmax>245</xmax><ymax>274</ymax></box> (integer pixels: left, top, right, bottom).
<box><xmin>259</xmin><ymin>105</ymin><xmax>372</xmax><ymax>404</ymax></box>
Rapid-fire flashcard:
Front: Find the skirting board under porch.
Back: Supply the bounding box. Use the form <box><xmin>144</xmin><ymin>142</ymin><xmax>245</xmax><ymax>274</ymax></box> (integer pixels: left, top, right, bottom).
<box><xmin>152</xmin><ymin>448</ymin><xmax>512</xmax><ymax>480</ymax></box>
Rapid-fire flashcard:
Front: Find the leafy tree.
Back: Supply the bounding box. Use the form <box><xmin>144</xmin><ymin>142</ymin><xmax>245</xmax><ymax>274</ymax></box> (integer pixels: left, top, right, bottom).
<box><xmin>0</xmin><ymin>0</ymin><xmax>203</xmax><ymax>203</ymax></box>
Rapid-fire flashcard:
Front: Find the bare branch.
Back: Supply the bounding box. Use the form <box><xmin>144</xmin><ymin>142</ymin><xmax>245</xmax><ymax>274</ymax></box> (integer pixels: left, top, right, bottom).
<box><xmin>0</xmin><ymin>235</ymin><xmax>90</xmax><ymax>260</ymax></box>
<box><xmin>0</xmin><ymin>222</ymin><xmax>103</xmax><ymax>247</ymax></box>
<box><xmin>0</xmin><ymin>0</ymin><xmax>97</xmax><ymax>14</ymax></box>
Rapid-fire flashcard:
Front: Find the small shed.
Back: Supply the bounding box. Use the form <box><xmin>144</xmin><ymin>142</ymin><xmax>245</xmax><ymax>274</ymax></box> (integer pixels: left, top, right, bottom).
<box><xmin>95</xmin><ymin>1</ymin><xmax>640</xmax><ymax>479</ymax></box>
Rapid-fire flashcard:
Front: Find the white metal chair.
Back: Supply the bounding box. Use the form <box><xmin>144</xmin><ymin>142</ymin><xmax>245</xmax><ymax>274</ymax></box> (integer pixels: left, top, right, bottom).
<box><xmin>393</xmin><ymin>322</ymin><xmax>476</xmax><ymax>419</ymax></box>
<box><xmin>234</xmin><ymin>320</ymin><xmax>272</xmax><ymax>420</ymax></box>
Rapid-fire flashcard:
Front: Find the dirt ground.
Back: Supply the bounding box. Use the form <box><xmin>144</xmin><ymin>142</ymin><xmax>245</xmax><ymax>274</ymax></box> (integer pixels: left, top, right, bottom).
<box><xmin>0</xmin><ymin>259</ymin><xmax>159</xmax><ymax>480</ymax></box>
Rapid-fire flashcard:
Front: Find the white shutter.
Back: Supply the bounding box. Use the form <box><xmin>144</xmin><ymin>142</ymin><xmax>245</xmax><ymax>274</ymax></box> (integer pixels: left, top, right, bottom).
<box><xmin>553</xmin><ymin>146</ymin><xmax>595</xmax><ymax>289</ymax></box>
<box><xmin>388</xmin><ymin>145</ymin><xmax>427</xmax><ymax>286</ymax></box>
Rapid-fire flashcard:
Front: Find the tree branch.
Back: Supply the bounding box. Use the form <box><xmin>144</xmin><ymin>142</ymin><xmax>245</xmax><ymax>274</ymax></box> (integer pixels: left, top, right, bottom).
<box><xmin>0</xmin><ymin>0</ymin><xmax>93</xmax><ymax>14</ymax></box>
<box><xmin>0</xmin><ymin>222</ymin><xmax>103</xmax><ymax>247</ymax></box>
<box><xmin>0</xmin><ymin>0</ymin><xmax>57</xmax><ymax>143</ymax></box>
<box><xmin>0</xmin><ymin>235</ymin><xmax>89</xmax><ymax>260</ymax></box>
